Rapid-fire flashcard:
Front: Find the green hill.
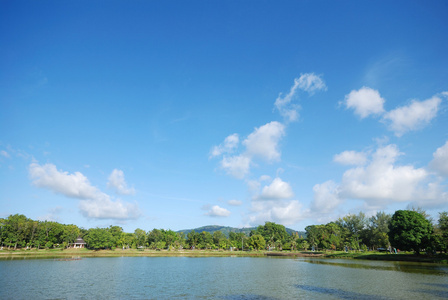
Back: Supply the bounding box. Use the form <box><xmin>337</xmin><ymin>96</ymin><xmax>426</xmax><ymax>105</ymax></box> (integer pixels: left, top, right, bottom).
<box><xmin>177</xmin><ymin>225</ymin><xmax>306</xmax><ymax>238</ymax></box>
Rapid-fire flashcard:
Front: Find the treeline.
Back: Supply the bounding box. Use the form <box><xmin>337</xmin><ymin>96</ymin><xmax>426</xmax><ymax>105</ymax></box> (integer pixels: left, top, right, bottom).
<box><xmin>1</xmin><ymin>209</ymin><xmax>447</xmax><ymax>254</ymax></box>
<box><xmin>305</xmin><ymin>210</ymin><xmax>448</xmax><ymax>254</ymax></box>
<box><xmin>0</xmin><ymin>215</ymin><xmax>303</xmax><ymax>251</ymax></box>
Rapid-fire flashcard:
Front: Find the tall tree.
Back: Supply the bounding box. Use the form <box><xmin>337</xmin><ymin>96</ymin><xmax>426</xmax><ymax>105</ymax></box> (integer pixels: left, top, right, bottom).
<box><xmin>389</xmin><ymin>210</ymin><xmax>433</xmax><ymax>255</ymax></box>
<box><xmin>186</xmin><ymin>230</ymin><xmax>199</xmax><ymax>249</ymax></box>
<box><xmin>134</xmin><ymin>228</ymin><xmax>147</xmax><ymax>248</ymax></box>
<box><xmin>337</xmin><ymin>212</ymin><xmax>367</xmax><ymax>250</ymax></box>
<box><xmin>436</xmin><ymin>212</ymin><xmax>448</xmax><ymax>253</ymax></box>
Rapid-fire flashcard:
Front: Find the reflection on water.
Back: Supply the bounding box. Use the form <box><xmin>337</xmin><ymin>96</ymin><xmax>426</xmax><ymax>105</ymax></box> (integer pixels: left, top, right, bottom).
<box><xmin>303</xmin><ymin>258</ymin><xmax>448</xmax><ymax>276</ymax></box>
<box><xmin>0</xmin><ymin>257</ymin><xmax>447</xmax><ymax>299</ymax></box>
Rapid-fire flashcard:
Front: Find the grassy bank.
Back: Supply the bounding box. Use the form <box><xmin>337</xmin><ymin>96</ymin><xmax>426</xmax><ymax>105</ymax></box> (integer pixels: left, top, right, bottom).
<box><xmin>1</xmin><ymin>248</ymin><xmax>447</xmax><ymax>263</ymax></box>
<box><xmin>0</xmin><ymin>248</ymin><xmax>267</xmax><ymax>259</ymax></box>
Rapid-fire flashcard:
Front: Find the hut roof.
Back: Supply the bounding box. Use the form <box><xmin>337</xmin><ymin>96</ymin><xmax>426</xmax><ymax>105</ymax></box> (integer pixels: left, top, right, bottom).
<box><xmin>74</xmin><ymin>237</ymin><xmax>86</xmax><ymax>244</ymax></box>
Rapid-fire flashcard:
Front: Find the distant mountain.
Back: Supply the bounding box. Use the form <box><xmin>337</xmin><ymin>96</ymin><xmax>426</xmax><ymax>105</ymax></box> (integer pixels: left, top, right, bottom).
<box><xmin>177</xmin><ymin>225</ymin><xmax>306</xmax><ymax>238</ymax></box>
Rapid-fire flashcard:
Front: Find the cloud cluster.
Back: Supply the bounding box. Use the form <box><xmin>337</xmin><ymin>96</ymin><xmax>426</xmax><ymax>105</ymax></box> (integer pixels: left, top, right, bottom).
<box><xmin>311</xmin><ymin>142</ymin><xmax>448</xmax><ymax>216</ymax></box>
<box><xmin>343</xmin><ymin>88</ymin><xmax>445</xmax><ymax>136</ymax></box>
<box><xmin>246</xmin><ymin>176</ymin><xmax>303</xmax><ymax>225</ymax></box>
<box><xmin>29</xmin><ymin>163</ymin><xmax>140</xmax><ymax>220</ymax></box>
<box><xmin>249</xmin><ymin>199</ymin><xmax>303</xmax><ymax>226</ymax></box>
<box><xmin>210</xmin><ymin>75</ymin><xmax>327</xmax><ymax>225</ymax></box>
<box><xmin>213</xmin><ymin>121</ymin><xmax>285</xmax><ymax>179</ymax></box>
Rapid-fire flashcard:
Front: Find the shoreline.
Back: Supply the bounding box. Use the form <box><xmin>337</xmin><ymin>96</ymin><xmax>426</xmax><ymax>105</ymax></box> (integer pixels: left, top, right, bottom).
<box><xmin>1</xmin><ymin>248</ymin><xmax>447</xmax><ymax>263</ymax></box>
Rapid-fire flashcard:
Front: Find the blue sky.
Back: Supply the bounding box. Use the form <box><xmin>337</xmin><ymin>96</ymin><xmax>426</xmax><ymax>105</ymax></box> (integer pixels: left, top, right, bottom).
<box><xmin>1</xmin><ymin>1</ymin><xmax>447</xmax><ymax>232</ymax></box>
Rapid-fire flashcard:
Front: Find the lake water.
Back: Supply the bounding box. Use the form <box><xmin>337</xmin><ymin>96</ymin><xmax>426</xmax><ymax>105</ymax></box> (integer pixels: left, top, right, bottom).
<box><xmin>1</xmin><ymin>256</ymin><xmax>447</xmax><ymax>299</ymax></box>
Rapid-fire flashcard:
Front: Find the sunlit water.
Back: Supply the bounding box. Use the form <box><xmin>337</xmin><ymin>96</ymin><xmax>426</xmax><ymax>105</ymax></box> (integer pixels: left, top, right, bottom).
<box><xmin>1</xmin><ymin>256</ymin><xmax>447</xmax><ymax>299</ymax></box>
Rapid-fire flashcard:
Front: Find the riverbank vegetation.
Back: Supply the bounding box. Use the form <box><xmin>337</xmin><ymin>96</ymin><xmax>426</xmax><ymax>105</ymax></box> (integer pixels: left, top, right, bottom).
<box><xmin>1</xmin><ymin>209</ymin><xmax>447</xmax><ymax>263</ymax></box>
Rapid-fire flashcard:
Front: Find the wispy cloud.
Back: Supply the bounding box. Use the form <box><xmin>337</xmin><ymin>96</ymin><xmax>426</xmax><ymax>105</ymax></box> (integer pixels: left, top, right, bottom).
<box><xmin>275</xmin><ymin>74</ymin><xmax>327</xmax><ymax>122</ymax></box>
<box><xmin>210</xmin><ymin>133</ymin><xmax>239</xmax><ymax>158</ymax></box>
<box><xmin>107</xmin><ymin>169</ymin><xmax>136</xmax><ymax>195</ymax></box>
<box><xmin>333</xmin><ymin>150</ymin><xmax>368</xmax><ymax>166</ymax></box>
<box><xmin>429</xmin><ymin>140</ymin><xmax>448</xmax><ymax>177</ymax></box>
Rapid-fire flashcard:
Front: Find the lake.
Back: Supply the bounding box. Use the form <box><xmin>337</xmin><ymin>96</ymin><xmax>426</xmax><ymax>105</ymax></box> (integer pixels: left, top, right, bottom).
<box><xmin>1</xmin><ymin>256</ymin><xmax>447</xmax><ymax>299</ymax></box>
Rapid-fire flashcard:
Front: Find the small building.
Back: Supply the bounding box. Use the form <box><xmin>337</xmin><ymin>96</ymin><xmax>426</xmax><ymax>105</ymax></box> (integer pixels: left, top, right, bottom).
<box><xmin>72</xmin><ymin>237</ymin><xmax>86</xmax><ymax>248</ymax></box>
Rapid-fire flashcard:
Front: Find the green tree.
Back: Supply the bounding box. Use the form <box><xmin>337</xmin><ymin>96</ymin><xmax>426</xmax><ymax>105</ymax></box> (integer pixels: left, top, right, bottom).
<box><xmin>248</xmin><ymin>234</ymin><xmax>266</xmax><ymax>250</ymax></box>
<box><xmin>108</xmin><ymin>226</ymin><xmax>123</xmax><ymax>248</ymax></box>
<box><xmin>364</xmin><ymin>211</ymin><xmax>391</xmax><ymax>250</ymax></box>
<box><xmin>389</xmin><ymin>210</ymin><xmax>433</xmax><ymax>255</ymax></box>
<box><xmin>186</xmin><ymin>230</ymin><xmax>199</xmax><ymax>249</ymax></box>
<box><xmin>229</xmin><ymin>232</ymin><xmax>247</xmax><ymax>250</ymax></box>
<box><xmin>84</xmin><ymin>228</ymin><xmax>114</xmax><ymax>250</ymax></box>
<box><xmin>62</xmin><ymin>224</ymin><xmax>80</xmax><ymax>247</ymax></box>
<box><xmin>164</xmin><ymin>230</ymin><xmax>179</xmax><ymax>249</ymax></box>
<box><xmin>252</xmin><ymin>222</ymin><xmax>288</xmax><ymax>249</ymax></box>
<box><xmin>199</xmin><ymin>231</ymin><xmax>213</xmax><ymax>249</ymax></box>
<box><xmin>213</xmin><ymin>231</ymin><xmax>227</xmax><ymax>249</ymax></box>
<box><xmin>134</xmin><ymin>228</ymin><xmax>147</xmax><ymax>248</ymax></box>
<box><xmin>336</xmin><ymin>212</ymin><xmax>367</xmax><ymax>250</ymax></box>
<box><xmin>305</xmin><ymin>225</ymin><xmax>320</xmax><ymax>250</ymax></box>
<box><xmin>147</xmin><ymin>229</ymin><xmax>164</xmax><ymax>249</ymax></box>
<box><xmin>436</xmin><ymin>212</ymin><xmax>448</xmax><ymax>253</ymax></box>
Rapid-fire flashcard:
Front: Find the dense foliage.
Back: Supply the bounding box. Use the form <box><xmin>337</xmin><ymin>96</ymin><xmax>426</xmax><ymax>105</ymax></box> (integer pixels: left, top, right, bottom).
<box><xmin>389</xmin><ymin>210</ymin><xmax>433</xmax><ymax>254</ymax></box>
<box><xmin>1</xmin><ymin>209</ymin><xmax>447</xmax><ymax>254</ymax></box>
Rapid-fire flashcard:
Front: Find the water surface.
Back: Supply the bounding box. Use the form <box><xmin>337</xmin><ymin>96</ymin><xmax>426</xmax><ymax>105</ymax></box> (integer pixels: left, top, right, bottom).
<box><xmin>1</xmin><ymin>257</ymin><xmax>447</xmax><ymax>299</ymax></box>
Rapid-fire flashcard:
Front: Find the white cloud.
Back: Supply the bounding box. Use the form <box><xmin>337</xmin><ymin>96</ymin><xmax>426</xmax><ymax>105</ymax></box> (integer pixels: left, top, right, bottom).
<box><xmin>343</xmin><ymin>87</ymin><xmax>385</xmax><ymax>119</ymax></box>
<box><xmin>429</xmin><ymin>141</ymin><xmax>448</xmax><ymax>177</ymax></box>
<box><xmin>1</xmin><ymin>150</ymin><xmax>10</xmax><ymax>158</ymax></box>
<box><xmin>217</xmin><ymin>122</ymin><xmax>285</xmax><ymax>179</ymax></box>
<box><xmin>338</xmin><ymin>145</ymin><xmax>428</xmax><ymax>202</ymax></box>
<box><xmin>243</xmin><ymin>121</ymin><xmax>285</xmax><ymax>162</ymax></box>
<box><xmin>275</xmin><ymin>74</ymin><xmax>326</xmax><ymax>121</ymax></box>
<box><xmin>228</xmin><ymin>199</ymin><xmax>242</xmax><ymax>206</ymax></box>
<box><xmin>333</xmin><ymin>150</ymin><xmax>367</xmax><ymax>166</ymax></box>
<box><xmin>220</xmin><ymin>155</ymin><xmax>251</xmax><ymax>179</ymax></box>
<box><xmin>315</xmin><ymin>143</ymin><xmax>448</xmax><ymax>214</ymax></box>
<box><xmin>107</xmin><ymin>169</ymin><xmax>135</xmax><ymax>195</ymax></box>
<box><xmin>248</xmin><ymin>200</ymin><xmax>303</xmax><ymax>226</ymax></box>
<box><xmin>29</xmin><ymin>163</ymin><xmax>140</xmax><ymax>220</ymax></box>
<box><xmin>311</xmin><ymin>180</ymin><xmax>342</xmax><ymax>214</ymax></box>
<box><xmin>30</xmin><ymin>163</ymin><xmax>100</xmax><ymax>199</ymax></box>
<box><xmin>210</xmin><ymin>133</ymin><xmax>239</xmax><ymax>157</ymax></box>
<box><xmin>382</xmin><ymin>96</ymin><xmax>441</xmax><ymax>136</ymax></box>
<box><xmin>205</xmin><ymin>205</ymin><xmax>231</xmax><ymax>217</ymax></box>
<box><xmin>256</xmin><ymin>177</ymin><xmax>294</xmax><ymax>200</ymax></box>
